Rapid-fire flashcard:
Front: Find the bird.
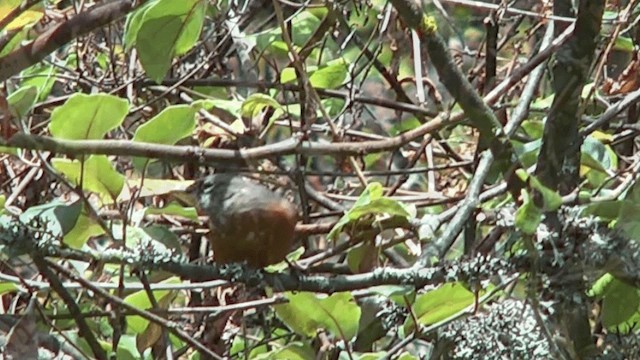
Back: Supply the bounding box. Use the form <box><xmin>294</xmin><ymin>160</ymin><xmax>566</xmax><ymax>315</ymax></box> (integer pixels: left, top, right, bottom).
<box><xmin>185</xmin><ymin>174</ymin><xmax>298</xmax><ymax>268</ymax></box>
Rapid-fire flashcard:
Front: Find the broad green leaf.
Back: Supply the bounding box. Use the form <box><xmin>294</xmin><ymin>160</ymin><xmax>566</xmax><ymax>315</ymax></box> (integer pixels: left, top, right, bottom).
<box><xmin>515</xmin><ymin>194</ymin><xmax>542</xmax><ymax>235</ymax></box>
<box><xmin>614</xmin><ymin>36</ymin><xmax>634</xmax><ymax>52</ymax></box>
<box><xmin>115</xmin><ymin>335</ymin><xmax>143</xmax><ymax>360</ymax></box>
<box><xmin>17</xmin><ymin>200</ymin><xmax>99</xmax><ymax>249</ymax></box>
<box><xmin>240</xmin><ymin>93</ymin><xmax>282</xmax><ymax>119</ymax></box>
<box><xmin>0</xmin><ymin>27</ymin><xmax>27</xmax><ymax>57</ymax></box>
<box><xmin>328</xmin><ymin>183</ymin><xmax>412</xmax><ymax>240</ymax></box>
<box><xmin>52</xmin><ymin>155</ymin><xmax>125</xmax><ymax>202</ymax></box>
<box><xmin>353</xmin><ymin>353</ymin><xmax>389</xmax><ymax>360</ymax></box>
<box><xmin>588</xmin><ymin>273</ymin><xmax>614</xmax><ymax>298</ymax></box>
<box><xmin>252</xmin><ymin>343</ymin><xmax>314</xmax><ymax>360</ymax></box>
<box><xmin>583</xmin><ymin>200</ymin><xmax>622</xmax><ymax>222</ymax></box>
<box><xmin>582</xmin><ymin>136</ymin><xmax>617</xmax><ymax>187</ymax></box>
<box><xmin>275</xmin><ymin>292</ymin><xmax>361</xmax><ymax>340</ymax></box>
<box><xmin>136</xmin><ymin>0</ymin><xmax>206</xmax><ymax>82</ymax></box>
<box><xmin>145</xmin><ymin>201</ymin><xmax>198</xmax><ymax>220</ymax></box>
<box><xmin>7</xmin><ymin>85</ymin><xmax>37</xmax><ymax>119</ymax></box>
<box><xmin>132</xmin><ymin>105</ymin><xmax>196</xmax><ymax>170</ymax></box>
<box><xmin>141</xmin><ymin>225</ymin><xmax>182</xmax><ymax>253</ymax></box>
<box><xmin>617</xmin><ymin>180</ymin><xmax>640</xmax><ymax>238</ymax></box>
<box><xmin>113</xmin><ymin>225</ymin><xmax>183</xmax><ymax>255</ymax></box>
<box><xmin>279</xmin><ymin>98</ymin><xmax>345</xmax><ymax>119</ymax></box>
<box><xmin>397</xmin><ymin>352</ymin><xmax>418</xmax><ymax>360</ymax></box>
<box><xmin>309</xmin><ymin>58</ymin><xmax>348</xmax><ymax>89</ymax></box>
<box><xmin>194</xmin><ymin>98</ymin><xmax>243</xmax><ymax>120</ymax></box>
<box><xmin>370</xmin><ymin>285</ymin><xmax>415</xmax><ymax>305</ymax></box>
<box><xmin>63</xmin><ymin>208</ymin><xmax>104</xmax><ymax>248</ymax></box>
<box><xmin>20</xmin><ymin>200</ymin><xmax>82</xmax><ymax>237</ymax></box>
<box><xmin>123</xmin><ymin>0</ymin><xmax>159</xmax><ymax>50</ymax></box>
<box><xmin>264</xmin><ymin>246</ymin><xmax>305</xmax><ymax>272</ymax></box>
<box><xmin>49</xmin><ymin>93</ymin><xmax>129</xmax><ymax>140</ymax></box>
<box><xmin>521</xmin><ymin>120</ymin><xmax>544</xmax><ymax>139</ymax></box>
<box><xmin>280</xmin><ymin>58</ymin><xmax>349</xmax><ymax>89</ymax></box>
<box><xmin>0</xmin><ymin>0</ymin><xmax>44</xmax><ymax>30</ymax></box>
<box><xmin>581</xmin><ymin>136</ymin><xmax>616</xmax><ymax>173</ymax></box>
<box><xmin>390</xmin><ymin>117</ymin><xmax>421</xmax><ymax>135</ymax></box>
<box><xmin>404</xmin><ymin>283</ymin><xmax>474</xmax><ymax>333</ymax></box>
<box><xmin>601</xmin><ymin>277</ymin><xmax>640</xmax><ymax>330</ymax></box>
<box><xmin>118</xmin><ymin>178</ymin><xmax>193</xmax><ymax>202</ymax></box>
<box><xmin>0</xmin><ymin>282</ymin><xmax>18</xmax><ymax>295</ymax></box>
<box><xmin>528</xmin><ymin>175</ymin><xmax>562</xmax><ymax>212</ymax></box>
<box><xmin>347</xmin><ymin>242</ymin><xmax>377</xmax><ymax>273</ymax></box>
<box><xmin>124</xmin><ymin>277</ymin><xmax>180</xmax><ymax>333</ymax></box>
<box><xmin>280</xmin><ymin>67</ymin><xmax>298</xmax><ymax>84</ymax></box>
<box><xmin>20</xmin><ymin>64</ymin><xmax>56</xmax><ymax>102</ymax></box>
<box><xmin>370</xmin><ymin>285</ymin><xmax>414</xmax><ymax>298</ymax></box>
<box><xmin>250</xmin><ymin>11</ymin><xmax>322</xmax><ymax>53</ymax></box>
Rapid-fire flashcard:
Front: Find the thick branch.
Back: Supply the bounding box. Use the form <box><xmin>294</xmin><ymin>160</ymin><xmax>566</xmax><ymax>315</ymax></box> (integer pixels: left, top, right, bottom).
<box><xmin>0</xmin><ymin>0</ymin><xmax>141</xmax><ymax>82</ymax></box>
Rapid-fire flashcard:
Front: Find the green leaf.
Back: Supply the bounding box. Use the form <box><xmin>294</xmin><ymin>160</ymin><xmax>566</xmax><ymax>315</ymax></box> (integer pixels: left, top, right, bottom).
<box><xmin>588</xmin><ymin>273</ymin><xmax>614</xmax><ymax>298</ymax></box>
<box><xmin>63</xmin><ymin>209</ymin><xmax>104</xmax><ymax>248</ymax></box>
<box><xmin>617</xmin><ymin>180</ymin><xmax>640</xmax><ymax>238</ymax></box>
<box><xmin>0</xmin><ymin>282</ymin><xmax>18</xmax><ymax>295</ymax></box>
<box><xmin>141</xmin><ymin>225</ymin><xmax>182</xmax><ymax>253</ymax></box>
<box><xmin>135</xmin><ymin>0</ymin><xmax>206</xmax><ymax>82</ymax></box>
<box><xmin>124</xmin><ymin>277</ymin><xmax>180</xmax><ymax>333</ymax></box>
<box><xmin>0</xmin><ymin>27</ymin><xmax>27</xmax><ymax>57</ymax></box>
<box><xmin>275</xmin><ymin>292</ymin><xmax>361</xmax><ymax>340</ymax></box>
<box><xmin>352</xmin><ymin>353</ymin><xmax>389</xmax><ymax>360</ymax></box>
<box><xmin>145</xmin><ymin>201</ymin><xmax>198</xmax><ymax>220</ymax></box>
<box><xmin>521</xmin><ymin>120</ymin><xmax>544</xmax><ymax>139</ymax></box>
<box><xmin>20</xmin><ymin>64</ymin><xmax>56</xmax><ymax>101</ymax></box>
<box><xmin>600</xmin><ymin>277</ymin><xmax>640</xmax><ymax>330</ymax></box>
<box><xmin>309</xmin><ymin>58</ymin><xmax>348</xmax><ymax>89</ymax></box>
<box><xmin>404</xmin><ymin>283</ymin><xmax>474</xmax><ymax>333</ymax></box>
<box><xmin>7</xmin><ymin>85</ymin><xmax>37</xmax><ymax>119</ymax></box>
<box><xmin>328</xmin><ymin>183</ymin><xmax>412</xmax><ymax>240</ymax></box>
<box><xmin>19</xmin><ymin>200</ymin><xmax>82</xmax><ymax>237</ymax></box>
<box><xmin>118</xmin><ymin>178</ymin><xmax>192</xmax><ymax>202</ymax></box>
<box><xmin>370</xmin><ymin>285</ymin><xmax>415</xmax><ymax>305</ymax></box>
<box><xmin>397</xmin><ymin>352</ymin><xmax>418</xmax><ymax>360</ymax></box>
<box><xmin>582</xmin><ymin>136</ymin><xmax>617</xmax><ymax>187</ymax></box>
<box><xmin>280</xmin><ymin>67</ymin><xmax>298</xmax><ymax>84</ymax></box>
<box><xmin>581</xmin><ymin>136</ymin><xmax>616</xmax><ymax>173</ymax></box>
<box><xmin>583</xmin><ymin>200</ymin><xmax>622</xmax><ymax>222</ymax></box>
<box><xmin>515</xmin><ymin>193</ymin><xmax>542</xmax><ymax>235</ymax></box>
<box><xmin>346</xmin><ymin>242</ymin><xmax>377</xmax><ymax>273</ymax></box>
<box><xmin>49</xmin><ymin>93</ymin><xmax>129</xmax><ymax>140</ymax></box>
<box><xmin>264</xmin><ymin>246</ymin><xmax>305</xmax><ymax>272</ymax></box>
<box><xmin>240</xmin><ymin>93</ymin><xmax>282</xmax><ymax>119</ymax></box>
<box><xmin>250</xmin><ymin>11</ymin><xmax>322</xmax><ymax>53</ymax></box>
<box><xmin>194</xmin><ymin>98</ymin><xmax>243</xmax><ymax>117</ymax></box>
<box><xmin>132</xmin><ymin>105</ymin><xmax>196</xmax><ymax>170</ymax></box>
<box><xmin>17</xmin><ymin>200</ymin><xmax>100</xmax><ymax>249</ymax></box>
<box><xmin>252</xmin><ymin>342</ymin><xmax>314</xmax><ymax>360</ymax></box>
<box><xmin>279</xmin><ymin>59</ymin><xmax>348</xmax><ymax>89</ymax></box>
<box><xmin>390</xmin><ymin>117</ymin><xmax>421</xmax><ymax>136</ymax></box>
<box><xmin>113</xmin><ymin>225</ymin><xmax>182</xmax><ymax>255</ymax></box>
<box><xmin>123</xmin><ymin>0</ymin><xmax>158</xmax><ymax>50</ymax></box>
<box><xmin>613</xmin><ymin>36</ymin><xmax>634</xmax><ymax>52</ymax></box>
<box><xmin>52</xmin><ymin>155</ymin><xmax>125</xmax><ymax>203</ymax></box>
<box><xmin>115</xmin><ymin>335</ymin><xmax>143</xmax><ymax>360</ymax></box>
<box><xmin>528</xmin><ymin>175</ymin><xmax>562</xmax><ymax>211</ymax></box>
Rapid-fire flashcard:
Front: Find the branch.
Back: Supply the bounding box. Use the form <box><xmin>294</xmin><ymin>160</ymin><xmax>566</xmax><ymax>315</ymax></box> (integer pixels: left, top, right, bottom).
<box><xmin>2</xmin><ymin>111</ymin><xmax>458</xmax><ymax>160</ymax></box>
<box><xmin>32</xmin><ymin>255</ymin><xmax>107</xmax><ymax>360</ymax></box>
<box><xmin>0</xmin><ymin>0</ymin><xmax>142</xmax><ymax>82</ymax></box>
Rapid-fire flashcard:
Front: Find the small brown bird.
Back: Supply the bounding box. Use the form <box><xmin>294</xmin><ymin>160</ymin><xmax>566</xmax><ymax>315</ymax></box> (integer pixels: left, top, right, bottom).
<box><xmin>186</xmin><ymin>174</ymin><xmax>298</xmax><ymax>268</ymax></box>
